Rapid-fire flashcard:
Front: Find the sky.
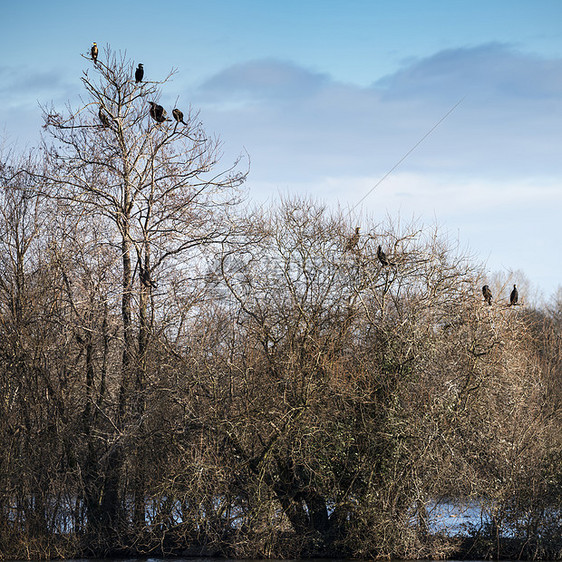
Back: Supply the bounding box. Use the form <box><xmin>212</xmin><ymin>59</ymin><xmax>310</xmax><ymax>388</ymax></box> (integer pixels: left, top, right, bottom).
<box><xmin>1</xmin><ymin>0</ymin><xmax>562</xmax><ymax>301</ymax></box>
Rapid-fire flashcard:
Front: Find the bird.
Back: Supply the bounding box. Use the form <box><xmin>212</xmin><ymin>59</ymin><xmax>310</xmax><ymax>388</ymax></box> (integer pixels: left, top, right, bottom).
<box><xmin>140</xmin><ymin>266</ymin><xmax>157</xmax><ymax>288</ymax></box>
<box><xmin>98</xmin><ymin>107</ymin><xmax>111</xmax><ymax>128</ymax></box>
<box><xmin>148</xmin><ymin>101</ymin><xmax>170</xmax><ymax>123</ymax></box>
<box><xmin>135</xmin><ymin>63</ymin><xmax>144</xmax><ymax>83</ymax></box>
<box><xmin>482</xmin><ymin>285</ymin><xmax>492</xmax><ymax>306</ymax></box>
<box><xmin>510</xmin><ymin>284</ymin><xmax>518</xmax><ymax>306</ymax></box>
<box><xmin>345</xmin><ymin>227</ymin><xmax>360</xmax><ymax>251</ymax></box>
<box><xmin>172</xmin><ymin>108</ymin><xmax>187</xmax><ymax>125</ymax></box>
<box><xmin>91</xmin><ymin>42</ymin><xmax>98</xmax><ymax>64</ymax></box>
<box><xmin>377</xmin><ymin>245</ymin><xmax>394</xmax><ymax>266</ymax></box>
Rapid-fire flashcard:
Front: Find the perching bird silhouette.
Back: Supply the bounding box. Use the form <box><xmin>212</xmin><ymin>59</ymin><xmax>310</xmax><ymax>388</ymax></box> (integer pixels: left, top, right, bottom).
<box><xmin>135</xmin><ymin>63</ymin><xmax>144</xmax><ymax>83</ymax></box>
<box><xmin>91</xmin><ymin>42</ymin><xmax>98</xmax><ymax>64</ymax></box>
<box><xmin>482</xmin><ymin>285</ymin><xmax>492</xmax><ymax>305</ymax></box>
<box><xmin>345</xmin><ymin>227</ymin><xmax>360</xmax><ymax>251</ymax></box>
<box><xmin>140</xmin><ymin>266</ymin><xmax>157</xmax><ymax>289</ymax></box>
<box><xmin>377</xmin><ymin>245</ymin><xmax>394</xmax><ymax>266</ymax></box>
<box><xmin>148</xmin><ymin>102</ymin><xmax>170</xmax><ymax>123</ymax></box>
<box><xmin>172</xmin><ymin>108</ymin><xmax>187</xmax><ymax>125</ymax></box>
<box><xmin>510</xmin><ymin>284</ymin><xmax>518</xmax><ymax>306</ymax></box>
<box><xmin>98</xmin><ymin>107</ymin><xmax>111</xmax><ymax>128</ymax></box>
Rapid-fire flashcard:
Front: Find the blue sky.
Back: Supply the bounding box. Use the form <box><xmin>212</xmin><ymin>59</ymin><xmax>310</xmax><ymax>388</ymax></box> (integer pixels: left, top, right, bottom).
<box><xmin>2</xmin><ymin>0</ymin><xmax>562</xmax><ymax>301</ymax></box>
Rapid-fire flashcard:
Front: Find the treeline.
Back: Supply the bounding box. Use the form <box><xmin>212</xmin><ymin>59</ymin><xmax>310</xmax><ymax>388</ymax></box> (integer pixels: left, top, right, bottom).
<box><xmin>0</xmin><ymin>47</ymin><xmax>561</xmax><ymax>560</ymax></box>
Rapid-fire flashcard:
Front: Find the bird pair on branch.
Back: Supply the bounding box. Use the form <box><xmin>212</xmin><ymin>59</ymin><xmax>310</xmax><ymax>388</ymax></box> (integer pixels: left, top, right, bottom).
<box><xmin>148</xmin><ymin>102</ymin><xmax>186</xmax><ymax>125</ymax></box>
<box><xmin>482</xmin><ymin>284</ymin><xmax>518</xmax><ymax>306</ymax></box>
<box><xmin>91</xmin><ymin>43</ymin><xmax>144</xmax><ymax>85</ymax></box>
<box><xmin>345</xmin><ymin>227</ymin><xmax>395</xmax><ymax>266</ymax></box>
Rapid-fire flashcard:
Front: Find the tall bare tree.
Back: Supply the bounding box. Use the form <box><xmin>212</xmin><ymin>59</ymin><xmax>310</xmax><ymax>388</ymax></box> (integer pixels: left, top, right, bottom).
<box><xmin>38</xmin><ymin>45</ymin><xmax>246</xmax><ymax>541</ymax></box>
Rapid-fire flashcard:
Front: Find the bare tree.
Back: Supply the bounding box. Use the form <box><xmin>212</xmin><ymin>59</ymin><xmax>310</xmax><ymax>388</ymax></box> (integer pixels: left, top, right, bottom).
<box><xmin>0</xmin><ymin>151</ymin><xmax>79</xmax><ymax>556</ymax></box>
<box><xmin>162</xmin><ymin>196</ymin><xmax>557</xmax><ymax>559</ymax></box>
<box><xmin>37</xmin><ymin>45</ymin><xmax>246</xmax><ymax>542</ymax></box>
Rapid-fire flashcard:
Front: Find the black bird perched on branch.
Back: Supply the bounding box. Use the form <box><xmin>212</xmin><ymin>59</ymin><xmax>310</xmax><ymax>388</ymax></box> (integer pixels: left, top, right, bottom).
<box><xmin>148</xmin><ymin>101</ymin><xmax>170</xmax><ymax>123</ymax></box>
<box><xmin>345</xmin><ymin>227</ymin><xmax>360</xmax><ymax>251</ymax></box>
<box><xmin>140</xmin><ymin>266</ymin><xmax>157</xmax><ymax>289</ymax></box>
<box><xmin>135</xmin><ymin>63</ymin><xmax>144</xmax><ymax>83</ymax></box>
<box><xmin>510</xmin><ymin>284</ymin><xmax>518</xmax><ymax>306</ymax></box>
<box><xmin>91</xmin><ymin>42</ymin><xmax>98</xmax><ymax>64</ymax></box>
<box><xmin>172</xmin><ymin>108</ymin><xmax>187</xmax><ymax>125</ymax></box>
<box><xmin>377</xmin><ymin>245</ymin><xmax>394</xmax><ymax>266</ymax></box>
<box><xmin>98</xmin><ymin>107</ymin><xmax>111</xmax><ymax>128</ymax></box>
<box><xmin>482</xmin><ymin>285</ymin><xmax>492</xmax><ymax>306</ymax></box>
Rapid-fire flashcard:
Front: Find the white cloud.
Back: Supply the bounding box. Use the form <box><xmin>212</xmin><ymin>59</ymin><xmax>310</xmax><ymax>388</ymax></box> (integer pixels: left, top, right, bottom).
<box><xmin>196</xmin><ymin>44</ymin><xmax>562</xmax><ymax>187</ymax></box>
<box><xmin>197</xmin><ymin>59</ymin><xmax>330</xmax><ymax>103</ymax></box>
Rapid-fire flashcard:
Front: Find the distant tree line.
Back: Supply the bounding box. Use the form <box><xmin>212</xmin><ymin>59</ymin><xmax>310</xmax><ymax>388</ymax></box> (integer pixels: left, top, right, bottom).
<box><xmin>0</xmin><ymin>46</ymin><xmax>561</xmax><ymax>560</ymax></box>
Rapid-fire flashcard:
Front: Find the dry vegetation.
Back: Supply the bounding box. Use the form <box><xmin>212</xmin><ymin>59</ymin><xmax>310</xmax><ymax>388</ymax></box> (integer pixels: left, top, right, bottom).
<box><xmin>0</xmin><ymin>47</ymin><xmax>561</xmax><ymax>560</ymax></box>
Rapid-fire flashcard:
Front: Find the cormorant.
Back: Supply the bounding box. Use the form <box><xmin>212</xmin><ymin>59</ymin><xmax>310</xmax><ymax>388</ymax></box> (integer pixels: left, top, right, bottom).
<box><xmin>135</xmin><ymin>63</ymin><xmax>144</xmax><ymax>83</ymax></box>
<box><xmin>510</xmin><ymin>284</ymin><xmax>518</xmax><ymax>306</ymax></box>
<box><xmin>140</xmin><ymin>266</ymin><xmax>157</xmax><ymax>288</ymax></box>
<box><xmin>345</xmin><ymin>227</ymin><xmax>360</xmax><ymax>251</ymax></box>
<box><xmin>482</xmin><ymin>285</ymin><xmax>492</xmax><ymax>305</ymax></box>
<box><xmin>91</xmin><ymin>42</ymin><xmax>98</xmax><ymax>64</ymax></box>
<box><xmin>98</xmin><ymin>107</ymin><xmax>111</xmax><ymax>128</ymax></box>
<box><xmin>148</xmin><ymin>101</ymin><xmax>169</xmax><ymax>123</ymax></box>
<box><xmin>377</xmin><ymin>245</ymin><xmax>394</xmax><ymax>266</ymax></box>
<box><xmin>172</xmin><ymin>108</ymin><xmax>187</xmax><ymax>125</ymax></box>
